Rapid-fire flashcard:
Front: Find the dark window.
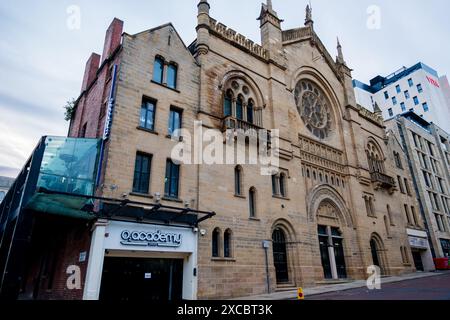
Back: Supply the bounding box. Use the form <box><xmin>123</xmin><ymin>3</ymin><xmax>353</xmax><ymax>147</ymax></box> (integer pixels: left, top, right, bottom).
<box><xmin>394</xmin><ymin>151</ymin><xmax>403</xmax><ymax>169</ymax></box>
<box><xmin>167</xmin><ymin>64</ymin><xmax>178</xmax><ymax>89</ymax></box>
<box><xmin>247</xmin><ymin>99</ymin><xmax>254</xmax><ymax>124</ymax></box>
<box><xmin>236</xmin><ymin>96</ymin><xmax>244</xmax><ymax>120</ymax></box>
<box><xmin>397</xmin><ymin>176</ymin><xmax>405</xmax><ymax>193</ymax></box>
<box><xmin>408</xmin><ymin>78</ymin><xmax>414</xmax><ymax>87</ymax></box>
<box><xmin>279</xmin><ymin>173</ymin><xmax>286</xmax><ymax>198</ymax></box>
<box><xmin>249</xmin><ymin>188</ymin><xmax>256</xmax><ymax>218</ymax></box>
<box><xmin>417</xmin><ymin>84</ymin><xmax>423</xmax><ymax>93</ymax></box>
<box><xmin>168</xmin><ymin>107</ymin><xmax>182</xmax><ymax>137</ymax></box>
<box><xmin>133</xmin><ymin>153</ymin><xmax>152</xmax><ymax>194</ymax></box>
<box><xmin>234</xmin><ymin>166</ymin><xmax>242</xmax><ymax>195</ymax></box>
<box><xmin>404</xmin><ymin>91</ymin><xmax>410</xmax><ymax>99</ymax></box>
<box><xmin>388</xmin><ymin>108</ymin><xmax>394</xmax><ymax>117</ymax></box>
<box><xmin>384</xmin><ymin>91</ymin><xmax>389</xmax><ymax>100</ymax></box>
<box><xmin>140</xmin><ymin>98</ymin><xmax>156</xmax><ymax>131</ymax></box>
<box><xmin>413</xmin><ymin>96</ymin><xmax>419</xmax><ymax>105</ymax></box>
<box><xmin>392</xmin><ymin>97</ymin><xmax>397</xmax><ymax>105</ymax></box>
<box><xmin>272</xmin><ymin>175</ymin><xmax>279</xmax><ymax>196</ymax></box>
<box><xmin>224</xmin><ymin>90</ymin><xmax>233</xmax><ymax>117</ymax></box>
<box><xmin>212</xmin><ymin>228</ymin><xmax>220</xmax><ymax>257</ymax></box>
<box><xmin>224</xmin><ymin>230</ymin><xmax>232</xmax><ymax>258</ymax></box>
<box><xmin>153</xmin><ymin>56</ymin><xmax>164</xmax><ymax>84</ymax></box>
<box><xmin>165</xmin><ymin>159</ymin><xmax>180</xmax><ymax>198</ymax></box>
<box><xmin>423</xmin><ymin>102</ymin><xmax>429</xmax><ymax>112</ymax></box>
<box><xmin>400</xmin><ymin>102</ymin><xmax>406</xmax><ymax>112</ymax></box>
<box><xmin>396</xmin><ymin>85</ymin><xmax>401</xmax><ymax>93</ymax></box>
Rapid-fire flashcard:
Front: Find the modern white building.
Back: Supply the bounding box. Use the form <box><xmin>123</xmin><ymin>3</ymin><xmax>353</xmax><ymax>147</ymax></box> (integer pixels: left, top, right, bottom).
<box><xmin>354</xmin><ymin>62</ymin><xmax>450</xmax><ymax>134</ymax></box>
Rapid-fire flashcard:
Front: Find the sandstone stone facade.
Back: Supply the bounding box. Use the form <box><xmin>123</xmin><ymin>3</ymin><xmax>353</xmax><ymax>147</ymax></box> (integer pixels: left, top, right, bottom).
<box><xmin>69</xmin><ymin>1</ymin><xmax>418</xmax><ymax>299</ymax></box>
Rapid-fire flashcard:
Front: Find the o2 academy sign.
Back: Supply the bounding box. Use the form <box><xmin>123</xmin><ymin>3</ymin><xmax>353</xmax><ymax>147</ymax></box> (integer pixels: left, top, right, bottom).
<box><xmin>120</xmin><ymin>229</ymin><xmax>182</xmax><ymax>248</ymax></box>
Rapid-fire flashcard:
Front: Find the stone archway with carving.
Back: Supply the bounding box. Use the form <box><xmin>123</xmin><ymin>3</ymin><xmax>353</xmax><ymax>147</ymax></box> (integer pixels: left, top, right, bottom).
<box><xmin>307</xmin><ymin>185</ymin><xmax>354</xmax><ymax>228</ymax></box>
<box><xmin>270</xmin><ymin>218</ymin><xmax>299</xmax><ymax>287</ymax></box>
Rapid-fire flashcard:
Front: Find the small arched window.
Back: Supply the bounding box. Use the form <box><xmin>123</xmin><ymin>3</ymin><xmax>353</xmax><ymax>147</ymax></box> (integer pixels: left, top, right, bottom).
<box><xmin>279</xmin><ymin>173</ymin><xmax>286</xmax><ymax>198</ymax></box>
<box><xmin>234</xmin><ymin>166</ymin><xmax>243</xmax><ymax>196</ymax></box>
<box><xmin>247</xmin><ymin>99</ymin><xmax>254</xmax><ymax>124</ymax></box>
<box><xmin>384</xmin><ymin>216</ymin><xmax>390</xmax><ymax>236</ymax></box>
<box><xmin>236</xmin><ymin>95</ymin><xmax>244</xmax><ymax>120</ymax></box>
<box><xmin>212</xmin><ymin>228</ymin><xmax>221</xmax><ymax>257</ymax></box>
<box><xmin>167</xmin><ymin>63</ymin><xmax>178</xmax><ymax>89</ymax></box>
<box><xmin>153</xmin><ymin>56</ymin><xmax>164</xmax><ymax>84</ymax></box>
<box><xmin>249</xmin><ymin>187</ymin><xmax>257</xmax><ymax>218</ymax></box>
<box><xmin>224</xmin><ymin>229</ymin><xmax>232</xmax><ymax>258</ymax></box>
<box><xmin>224</xmin><ymin>90</ymin><xmax>233</xmax><ymax>117</ymax></box>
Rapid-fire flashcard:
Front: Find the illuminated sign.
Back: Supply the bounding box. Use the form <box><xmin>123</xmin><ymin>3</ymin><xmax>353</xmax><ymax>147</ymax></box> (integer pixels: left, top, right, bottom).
<box><xmin>120</xmin><ymin>230</ymin><xmax>182</xmax><ymax>248</ymax></box>
<box><xmin>427</xmin><ymin>76</ymin><xmax>440</xmax><ymax>88</ymax></box>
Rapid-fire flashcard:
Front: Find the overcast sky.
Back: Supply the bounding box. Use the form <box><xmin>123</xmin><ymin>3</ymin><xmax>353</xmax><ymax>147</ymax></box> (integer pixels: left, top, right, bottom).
<box><xmin>0</xmin><ymin>0</ymin><xmax>449</xmax><ymax>178</ymax></box>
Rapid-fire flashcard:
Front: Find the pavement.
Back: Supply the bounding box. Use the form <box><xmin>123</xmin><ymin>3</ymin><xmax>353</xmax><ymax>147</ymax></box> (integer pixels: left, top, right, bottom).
<box><xmin>232</xmin><ymin>271</ymin><xmax>450</xmax><ymax>300</ymax></box>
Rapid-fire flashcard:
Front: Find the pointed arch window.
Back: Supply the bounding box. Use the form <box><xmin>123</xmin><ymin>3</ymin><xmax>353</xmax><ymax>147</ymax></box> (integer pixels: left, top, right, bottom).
<box><xmin>153</xmin><ymin>56</ymin><xmax>164</xmax><ymax>84</ymax></box>
<box><xmin>234</xmin><ymin>166</ymin><xmax>243</xmax><ymax>196</ymax></box>
<box><xmin>247</xmin><ymin>99</ymin><xmax>254</xmax><ymax>124</ymax></box>
<box><xmin>224</xmin><ymin>90</ymin><xmax>233</xmax><ymax>117</ymax></box>
<box><xmin>279</xmin><ymin>173</ymin><xmax>287</xmax><ymax>198</ymax></box>
<box><xmin>212</xmin><ymin>228</ymin><xmax>221</xmax><ymax>257</ymax></box>
<box><xmin>167</xmin><ymin>63</ymin><xmax>178</xmax><ymax>89</ymax></box>
<box><xmin>224</xmin><ymin>229</ymin><xmax>232</xmax><ymax>258</ymax></box>
<box><xmin>249</xmin><ymin>187</ymin><xmax>257</xmax><ymax>218</ymax></box>
<box><xmin>236</xmin><ymin>95</ymin><xmax>244</xmax><ymax>120</ymax></box>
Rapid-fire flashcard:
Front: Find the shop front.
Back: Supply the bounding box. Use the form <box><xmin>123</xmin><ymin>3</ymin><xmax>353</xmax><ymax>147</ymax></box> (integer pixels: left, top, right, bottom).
<box><xmin>83</xmin><ymin>220</ymin><xmax>198</xmax><ymax>301</ymax></box>
<box><xmin>407</xmin><ymin>229</ymin><xmax>435</xmax><ymax>272</ymax></box>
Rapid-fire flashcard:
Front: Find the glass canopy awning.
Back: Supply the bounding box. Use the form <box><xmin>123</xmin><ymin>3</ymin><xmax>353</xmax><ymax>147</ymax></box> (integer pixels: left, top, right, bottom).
<box><xmin>19</xmin><ymin>136</ymin><xmax>215</xmax><ymax>226</ymax></box>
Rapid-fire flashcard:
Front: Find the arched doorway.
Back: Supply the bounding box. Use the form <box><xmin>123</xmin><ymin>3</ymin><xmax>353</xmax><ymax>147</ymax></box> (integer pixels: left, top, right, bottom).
<box><xmin>272</xmin><ymin>228</ymin><xmax>289</xmax><ymax>284</ymax></box>
<box><xmin>316</xmin><ymin>201</ymin><xmax>348</xmax><ymax>280</ymax></box>
<box><xmin>370</xmin><ymin>239</ymin><xmax>380</xmax><ymax>267</ymax></box>
<box><xmin>370</xmin><ymin>234</ymin><xmax>388</xmax><ymax>275</ymax></box>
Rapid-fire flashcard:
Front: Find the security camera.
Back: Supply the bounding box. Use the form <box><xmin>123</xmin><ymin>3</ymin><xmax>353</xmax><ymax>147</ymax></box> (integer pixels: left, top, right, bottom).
<box><xmin>200</xmin><ymin>229</ymin><xmax>207</xmax><ymax>236</ymax></box>
<box><xmin>193</xmin><ymin>227</ymin><xmax>199</xmax><ymax>233</ymax></box>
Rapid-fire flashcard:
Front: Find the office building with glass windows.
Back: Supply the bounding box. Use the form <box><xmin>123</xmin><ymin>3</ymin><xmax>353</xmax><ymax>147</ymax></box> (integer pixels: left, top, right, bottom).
<box><xmin>354</xmin><ymin>62</ymin><xmax>450</xmax><ymax>134</ymax></box>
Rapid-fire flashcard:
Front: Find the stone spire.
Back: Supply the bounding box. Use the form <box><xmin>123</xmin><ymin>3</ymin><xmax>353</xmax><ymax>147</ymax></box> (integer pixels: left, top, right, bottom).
<box><xmin>336</xmin><ymin>37</ymin><xmax>345</xmax><ymax>65</ymax></box>
<box><xmin>258</xmin><ymin>0</ymin><xmax>282</xmax><ymax>27</ymax></box>
<box><xmin>373</xmin><ymin>102</ymin><xmax>382</xmax><ymax>115</ymax></box>
<box><xmin>196</xmin><ymin>0</ymin><xmax>210</xmax><ymax>56</ymax></box>
<box><xmin>258</xmin><ymin>0</ymin><xmax>284</xmax><ymax>64</ymax></box>
<box><xmin>305</xmin><ymin>4</ymin><xmax>313</xmax><ymax>27</ymax></box>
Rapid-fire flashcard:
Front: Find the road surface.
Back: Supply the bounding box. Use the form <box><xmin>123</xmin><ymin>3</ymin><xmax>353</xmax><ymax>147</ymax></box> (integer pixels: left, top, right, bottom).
<box><xmin>308</xmin><ymin>272</ymin><xmax>450</xmax><ymax>300</ymax></box>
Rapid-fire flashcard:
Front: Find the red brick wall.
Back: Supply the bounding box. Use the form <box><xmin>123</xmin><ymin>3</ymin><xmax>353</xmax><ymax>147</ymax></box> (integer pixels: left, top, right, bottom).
<box><xmin>69</xmin><ymin>18</ymin><xmax>123</xmax><ymax>139</ymax></box>
<box><xmin>38</xmin><ymin>225</ymin><xmax>92</xmax><ymax>300</ymax></box>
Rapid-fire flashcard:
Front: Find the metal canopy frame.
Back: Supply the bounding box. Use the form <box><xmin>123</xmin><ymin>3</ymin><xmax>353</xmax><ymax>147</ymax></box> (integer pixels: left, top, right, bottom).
<box><xmin>37</xmin><ymin>188</ymin><xmax>216</xmax><ymax>227</ymax></box>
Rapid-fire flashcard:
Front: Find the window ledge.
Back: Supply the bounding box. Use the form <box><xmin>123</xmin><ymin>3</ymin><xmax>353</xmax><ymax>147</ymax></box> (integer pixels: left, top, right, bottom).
<box><xmin>137</xmin><ymin>127</ymin><xmax>159</xmax><ymax>135</ymax></box>
<box><xmin>211</xmin><ymin>257</ymin><xmax>236</xmax><ymax>262</ymax></box>
<box><xmin>272</xmin><ymin>195</ymin><xmax>290</xmax><ymax>200</ymax></box>
<box><xmin>234</xmin><ymin>194</ymin><xmax>246</xmax><ymax>199</ymax></box>
<box><xmin>130</xmin><ymin>192</ymin><xmax>154</xmax><ymax>199</ymax></box>
<box><xmin>166</xmin><ymin>134</ymin><xmax>183</xmax><ymax>142</ymax></box>
<box><xmin>249</xmin><ymin>217</ymin><xmax>261</xmax><ymax>222</ymax></box>
<box><xmin>151</xmin><ymin>80</ymin><xmax>180</xmax><ymax>93</ymax></box>
<box><xmin>162</xmin><ymin>197</ymin><xmax>183</xmax><ymax>203</ymax></box>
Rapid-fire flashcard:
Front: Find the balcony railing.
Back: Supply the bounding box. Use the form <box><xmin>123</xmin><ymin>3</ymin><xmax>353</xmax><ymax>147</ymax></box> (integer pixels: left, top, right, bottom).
<box><xmin>370</xmin><ymin>171</ymin><xmax>396</xmax><ymax>190</ymax></box>
<box><xmin>222</xmin><ymin>116</ymin><xmax>271</xmax><ymax>144</ymax></box>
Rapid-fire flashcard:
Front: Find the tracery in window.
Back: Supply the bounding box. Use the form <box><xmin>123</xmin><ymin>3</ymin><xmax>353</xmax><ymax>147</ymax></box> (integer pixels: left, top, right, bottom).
<box><xmin>294</xmin><ymin>79</ymin><xmax>333</xmax><ymax>139</ymax></box>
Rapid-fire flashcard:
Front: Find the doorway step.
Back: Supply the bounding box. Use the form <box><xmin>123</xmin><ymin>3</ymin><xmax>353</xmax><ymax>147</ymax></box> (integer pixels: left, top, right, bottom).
<box><xmin>315</xmin><ymin>279</ymin><xmax>354</xmax><ymax>286</ymax></box>
<box><xmin>275</xmin><ymin>283</ymin><xmax>297</xmax><ymax>292</ymax></box>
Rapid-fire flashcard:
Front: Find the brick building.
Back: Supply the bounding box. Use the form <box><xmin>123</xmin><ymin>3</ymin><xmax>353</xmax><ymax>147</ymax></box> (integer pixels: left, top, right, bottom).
<box><xmin>0</xmin><ymin>0</ymin><xmax>429</xmax><ymax>301</ymax></box>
